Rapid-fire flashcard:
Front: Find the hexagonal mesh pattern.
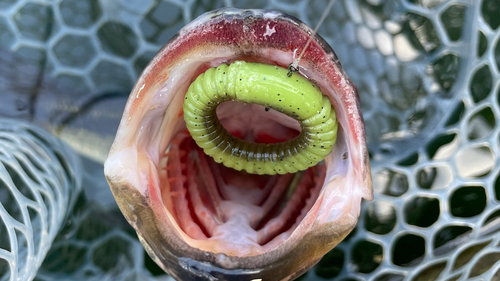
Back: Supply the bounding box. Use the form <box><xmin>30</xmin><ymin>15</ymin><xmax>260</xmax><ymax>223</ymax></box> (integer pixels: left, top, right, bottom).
<box><xmin>0</xmin><ymin>0</ymin><xmax>499</xmax><ymax>280</ymax></box>
<box><xmin>0</xmin><ymin>118</ymin><xmax>80</xmax><ymax>281</ymax></box>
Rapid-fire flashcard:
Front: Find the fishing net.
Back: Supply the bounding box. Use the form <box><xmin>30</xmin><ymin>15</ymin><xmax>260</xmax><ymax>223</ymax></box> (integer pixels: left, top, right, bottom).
<box><xmin>0</xmin><ymin>119</ymin><xmax>80</xmax><ymax>281</ymax></box>
<box><xmin>0</xmin><ymin>0</ymin><xmax>499</xmax><ymax>280</ymax></box>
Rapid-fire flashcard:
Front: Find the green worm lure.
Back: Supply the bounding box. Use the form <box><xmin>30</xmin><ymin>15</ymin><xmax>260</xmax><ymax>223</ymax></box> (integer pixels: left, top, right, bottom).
<box><xmin>183</xmin><ymin>61</ymin><xmax>337</xmax><ymax>175</ymax></box>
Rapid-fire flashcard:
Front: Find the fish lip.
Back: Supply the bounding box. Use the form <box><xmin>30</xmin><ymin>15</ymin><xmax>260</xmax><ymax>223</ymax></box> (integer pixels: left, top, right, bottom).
<box><xmin>106</xmin><ymin>177</ymin><xmax>358</xmax><ymax>278</ymax></box>
<box><xmin>104</xmin><ymin>7</ymin><xmax>373</xmax><ymax>280</ymax></box>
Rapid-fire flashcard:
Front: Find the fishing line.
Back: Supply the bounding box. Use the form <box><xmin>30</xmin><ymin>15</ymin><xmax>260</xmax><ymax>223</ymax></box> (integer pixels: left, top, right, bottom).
<box><xmin>183</xmin><ymin>1</ymin><xmax>339</xmax><ymax>175</ymax></box>
<box><xmin>288</xmin><ymin>0</ymin><xmax>337</xmax><ymax>76</ymax></box>
<box><xmin>183</xmin><ymin>61</ymin><xmax>337</xmax><ymax>175</ymax></box>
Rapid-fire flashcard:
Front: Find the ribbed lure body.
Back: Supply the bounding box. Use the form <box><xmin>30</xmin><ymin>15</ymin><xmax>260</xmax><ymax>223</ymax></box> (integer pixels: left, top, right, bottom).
<box><xmin>183</xmin><ymin>61</ymin><xmax>337</xmax><ymax>175</ymax></box>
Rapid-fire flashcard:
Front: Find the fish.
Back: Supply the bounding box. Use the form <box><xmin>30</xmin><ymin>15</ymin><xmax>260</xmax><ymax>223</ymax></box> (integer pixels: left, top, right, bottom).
<box><xmin>104</xmin><ymin>8</ymin><xmax>373</xmax><ymax>281</ymax></box>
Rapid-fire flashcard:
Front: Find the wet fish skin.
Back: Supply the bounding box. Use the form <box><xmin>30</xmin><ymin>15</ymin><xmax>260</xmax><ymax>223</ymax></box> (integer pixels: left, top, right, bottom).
<box><xmin>105</xmin><ymin>8</ymin><xmax>372</xmax><ymax>281</ymax></box>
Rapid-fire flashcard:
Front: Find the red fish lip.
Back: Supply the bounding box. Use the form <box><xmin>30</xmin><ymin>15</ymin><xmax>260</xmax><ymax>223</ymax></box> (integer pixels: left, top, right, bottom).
<box><xmin>104</xmin><ymin>8</ymin><xmax>373</xmax><ymax>280</ymax></box>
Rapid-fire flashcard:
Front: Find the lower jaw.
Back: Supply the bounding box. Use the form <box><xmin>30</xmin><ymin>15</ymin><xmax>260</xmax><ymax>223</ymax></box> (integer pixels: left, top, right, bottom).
<box><xmin>158</xmin><ymin>130</ymin><xmax>326</xmax><ymax>256</ymax></box>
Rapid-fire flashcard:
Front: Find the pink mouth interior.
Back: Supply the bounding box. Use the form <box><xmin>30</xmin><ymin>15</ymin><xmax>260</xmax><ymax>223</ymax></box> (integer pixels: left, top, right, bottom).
<box><xmin>158</xmin><ymin>100</ymin><xmax>327</xmax><ymax>255</ymax></box>
<box><xmin>103</xmin><ymin>16</ymin><xmax>370</xmax><ymax>260</ymax></box>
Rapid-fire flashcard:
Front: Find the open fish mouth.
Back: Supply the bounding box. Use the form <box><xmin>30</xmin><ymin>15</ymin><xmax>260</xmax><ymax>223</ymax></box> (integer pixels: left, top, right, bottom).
<box><xmin>104</xmin><ymin>8</ymin><xmax>372</xmax><ymax>281</ymax></box>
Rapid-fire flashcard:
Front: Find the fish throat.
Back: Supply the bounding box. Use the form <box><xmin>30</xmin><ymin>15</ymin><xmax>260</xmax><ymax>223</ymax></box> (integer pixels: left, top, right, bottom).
<box><xmin>160</xmin><ymin>132</ymin><xmax>326</xmax><ymax>255</ymax></box>
<box><xmin>159</xmin><ymin>61</ymin><xmax>334</xmax><ymax>256</ymax></box>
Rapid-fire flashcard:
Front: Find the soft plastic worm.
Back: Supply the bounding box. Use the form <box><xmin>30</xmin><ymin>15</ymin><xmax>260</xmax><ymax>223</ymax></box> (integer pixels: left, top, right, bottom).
<box><xmin>183</xmin><ymin>61</ymin><xmax>337</xmax><ymax>175</ymax></box>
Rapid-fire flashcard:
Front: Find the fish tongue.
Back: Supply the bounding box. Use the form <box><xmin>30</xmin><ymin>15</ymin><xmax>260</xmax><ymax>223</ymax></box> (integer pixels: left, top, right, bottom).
<box><xmin>214</xmin><ymin>201</ymin><xmax>261</xmax><ymax>243</ymax></box>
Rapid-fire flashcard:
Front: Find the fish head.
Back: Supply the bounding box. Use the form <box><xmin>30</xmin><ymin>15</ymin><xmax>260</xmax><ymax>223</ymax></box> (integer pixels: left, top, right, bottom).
<box><xmin>104</xmin><ymin>8</ymin><xmax>372</xmax><ymax>281</ymax></box>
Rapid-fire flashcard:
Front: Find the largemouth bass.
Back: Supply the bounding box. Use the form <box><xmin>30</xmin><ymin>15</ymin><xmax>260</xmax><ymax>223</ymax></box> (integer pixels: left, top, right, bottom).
<box><xmin>104</xmin><ymin>8</ymin><xmax>373</xmax><ymax>281</ymax></box>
